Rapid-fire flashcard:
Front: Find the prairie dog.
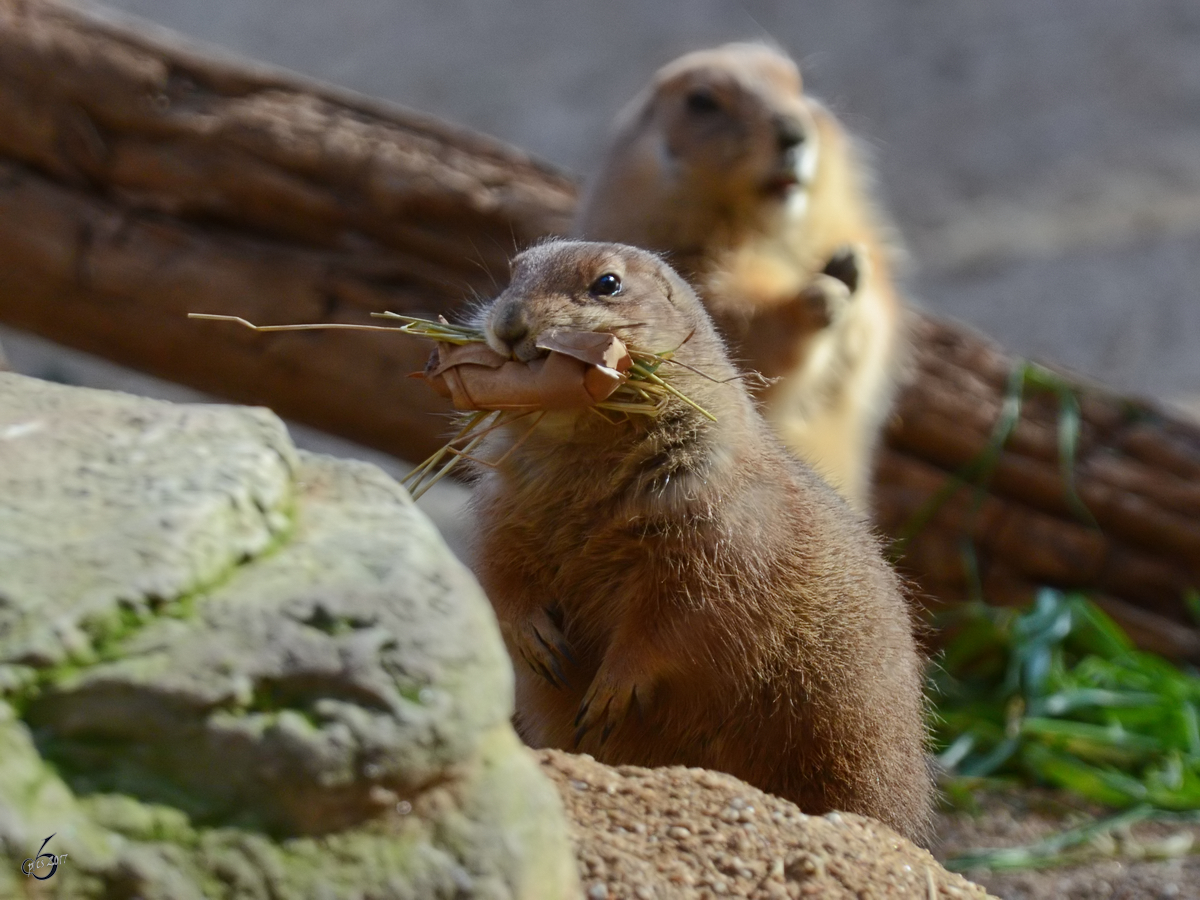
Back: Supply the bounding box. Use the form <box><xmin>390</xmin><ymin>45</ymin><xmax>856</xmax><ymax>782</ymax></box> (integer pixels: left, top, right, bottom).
<box><xmin>576</xmin><ymin>42</ymin><xmax>904</xmax><ymax>512</ymax></box>
<box><xmin>467</xmin><ymin>240</ymin><xmax>932</xmax><ymax>842</ymax></box>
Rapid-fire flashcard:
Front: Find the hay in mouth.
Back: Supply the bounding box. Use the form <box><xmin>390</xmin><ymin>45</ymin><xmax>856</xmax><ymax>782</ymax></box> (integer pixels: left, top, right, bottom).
<box><xmin>190</xmin><ymin>311</ymin><xmax>715</xmax><ymax>500</ymax></box>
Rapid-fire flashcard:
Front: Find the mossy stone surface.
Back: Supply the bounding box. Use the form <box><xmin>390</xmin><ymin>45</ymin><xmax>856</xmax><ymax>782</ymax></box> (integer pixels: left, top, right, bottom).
<box><xmin>0</xmin><ymin>373</ymin><xmax>579</xmax><ymax>899</ymax></box>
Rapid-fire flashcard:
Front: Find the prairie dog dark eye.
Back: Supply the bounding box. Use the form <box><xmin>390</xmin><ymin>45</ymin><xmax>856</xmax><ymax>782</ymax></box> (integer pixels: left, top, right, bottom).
<box><xmin>589</xmin><ymin>273</ymin><xmax>622</xmax><ymax>297</ymax></box>
<box><xmin>685</xmin><ymin>88</ymin><xmax>721</xmax><ymax>115</ymax></box>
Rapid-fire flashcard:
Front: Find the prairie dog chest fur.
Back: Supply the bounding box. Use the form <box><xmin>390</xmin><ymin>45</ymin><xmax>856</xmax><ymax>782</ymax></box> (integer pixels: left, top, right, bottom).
<box><xmin>575</xmin><ymin>42</ymin><xmax>906</xmax><ymax>512</ymax></box>
<box><xmin>466</xmin><ymin>239</ymin><xmax>932</xmax><ymax>843</ymax></box>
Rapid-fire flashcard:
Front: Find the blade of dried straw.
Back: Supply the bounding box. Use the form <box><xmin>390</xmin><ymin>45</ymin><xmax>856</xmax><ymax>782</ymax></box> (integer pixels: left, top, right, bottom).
<box><xmin>410</xmin><ymin>429</ymin><xmax>489</xmax><ymax>500</ymax></box>
<box><xmin>188</xmin><ymin>313</ymin><xmax>410</xmax><ymax>333</ymax></box>
<box><xmin>407</xmin><ymin>412</ymin><xmax>502</xmax><ymax>499</ymax></box>
<box><xmin>637</xmin><ymin>369</ymin><xmax>717</xmax><ymax>421</ymax></box>
<box><xmin>194</xmin><ymin>312</ymin><xmax>713</xmax><ymax>422</ymax></box>
<box><xmin>446</xmin><ymin>410</ymin><xmax>546</xmax><ymax>470</ymax></box>
<box><xmin>407</xmin><ymin>409</ymin><xmax>537</xmax><ymax>499</ymax></box>
<box><xmin>370</xmin><ymin>312</ymin><xmax>486</xmax><ymax>343</ymax></box>
<box><xmin>401</xmin><ymin>409</ymin><xmax>492</xmax><ymax>489</ymax></box>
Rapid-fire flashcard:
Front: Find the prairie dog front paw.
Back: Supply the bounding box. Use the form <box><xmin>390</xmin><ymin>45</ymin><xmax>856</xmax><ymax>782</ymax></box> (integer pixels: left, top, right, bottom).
<box><xmin>505</xmin><ymin>606</ymin><xmax>575</xmax><ymax>689</ymax></box>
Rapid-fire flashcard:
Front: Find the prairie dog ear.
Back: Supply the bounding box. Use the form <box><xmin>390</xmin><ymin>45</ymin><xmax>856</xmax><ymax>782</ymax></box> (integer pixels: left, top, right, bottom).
<box><xmin>802</xmin><ymin>96</ymin><xmax>851</xmax><ymax>162</ymax></box>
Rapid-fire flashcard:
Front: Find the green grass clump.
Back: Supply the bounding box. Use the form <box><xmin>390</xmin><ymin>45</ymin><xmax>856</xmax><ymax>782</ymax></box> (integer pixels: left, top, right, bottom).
<box><xmin>935</xmin><ymin>588</ymin><xmax>1200</xmax><ymax>870</ymax></box>
<box><xmin>934</xmin><ymin>588</ymin><xmax>1200</xmax><ymax>810</ymax></box>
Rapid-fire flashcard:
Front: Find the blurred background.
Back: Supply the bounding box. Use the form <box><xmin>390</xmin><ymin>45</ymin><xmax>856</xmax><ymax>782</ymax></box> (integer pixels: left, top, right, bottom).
<box><xmin>5</xmin><ymin>0</ymin><xmax>1200</xmax><ymax>481</ymax></box>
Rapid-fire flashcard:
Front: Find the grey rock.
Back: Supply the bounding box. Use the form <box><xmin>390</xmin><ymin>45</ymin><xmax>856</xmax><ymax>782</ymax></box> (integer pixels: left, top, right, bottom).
<box><xmin>0</xmin><ymin>373</ymin><xmax>579</xmax><ymax>899</ymax></box>
<box><xmin>0</xmin><ymin>373</ymin><xmax>296</xmax><ymax>669</ymax></box>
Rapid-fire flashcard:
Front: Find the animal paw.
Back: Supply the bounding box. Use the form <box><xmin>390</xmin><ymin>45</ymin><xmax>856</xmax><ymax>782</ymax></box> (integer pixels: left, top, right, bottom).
<box><xmin>797</xmin><ymin>244</ymin><xmax>864</xmax><ymax>328</ymax></box>
<box><xmin>821</xmin><ymin>244</ymin><xmax>862</xmax><ymax>296</ymax></box>
<box><xmin>573</xmin><ymin>665</ymin><xmax>649</xmax><ymax>747</ymax></box>
<box><xmin>506</xmin><ymin>606</ymin><xmax>575</xmax><ymax>689</ymax></box>
<box><xmin>797</xmin><ymin>275</ymin><xmax>851</xmax><ymax>328</ymax></box>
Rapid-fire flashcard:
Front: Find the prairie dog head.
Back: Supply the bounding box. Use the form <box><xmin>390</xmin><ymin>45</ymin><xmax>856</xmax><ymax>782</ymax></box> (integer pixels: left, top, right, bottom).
<box><xmin>577</xmin><ymin>43</ymin><xmax>822</xmax><ymax>249</ymax></box>
<box><xmin>481</xmin><ymin>240</ymin><xmax>723</xmax><ymax>369</ymax></box>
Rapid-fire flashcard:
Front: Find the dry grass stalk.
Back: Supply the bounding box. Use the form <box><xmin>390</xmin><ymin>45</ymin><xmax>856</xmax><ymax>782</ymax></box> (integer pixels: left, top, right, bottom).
<box><xmin>189</xmin><ymin>312</ymin><xmax>714</xmax><ymax>499</ymax></box>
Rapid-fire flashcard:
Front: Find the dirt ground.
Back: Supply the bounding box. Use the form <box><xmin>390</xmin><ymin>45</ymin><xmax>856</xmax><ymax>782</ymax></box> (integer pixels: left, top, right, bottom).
<box><xmin>932</xmin><ymin>787</ymin><xmax>1200</xmax><ymax>900</ymax></box>
<box><xmin>539</xmin><ymin>749</ymin><xmax>993</xmax><ymax>899</ymax></box>
<box><xmin>539</xmin><ymin>749</ymin><xmax>1199</xmax><ymax>899</ymax></box>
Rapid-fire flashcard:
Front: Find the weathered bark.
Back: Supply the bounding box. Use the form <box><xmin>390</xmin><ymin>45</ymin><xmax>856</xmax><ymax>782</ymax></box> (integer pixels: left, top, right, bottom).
<box><xmin>0</xmin><ymin>0</ymin><xmax>574</xmax><ymax>459</ymax></box>
<box><xmin>0</xmin><ymin>0</ymin><xmax>1197</xmax><ymax>658</ymax></box>
<box><xmin>875</xmin><ymin>315</ymin><xmax>1200</xmax><ymax>661</ymax></box>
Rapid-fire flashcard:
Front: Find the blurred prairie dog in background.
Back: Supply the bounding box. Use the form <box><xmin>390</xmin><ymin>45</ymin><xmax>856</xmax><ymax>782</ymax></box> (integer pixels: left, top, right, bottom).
<box><xmin>576</xmin><ymin>42</ymin><xmax>905</xmax><ymax>512</ymax></box>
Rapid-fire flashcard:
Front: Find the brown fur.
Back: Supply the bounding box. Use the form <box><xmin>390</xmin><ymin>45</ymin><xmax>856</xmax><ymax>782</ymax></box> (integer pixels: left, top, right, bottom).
<box><xmin>467</xmin><ymin>240</ymin><xmax>933</xmax><ymax>843</ymax></box>
<box><xmin>575</xmin><ymin>43</ymin><xmax>905</xmax><ymax>512</ymax></box>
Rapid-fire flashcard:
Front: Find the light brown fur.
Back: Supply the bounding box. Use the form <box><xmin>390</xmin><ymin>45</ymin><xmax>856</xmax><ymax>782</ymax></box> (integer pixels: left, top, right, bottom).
<box><xmin>575</xmin><ymin>43</ymin><xmax>904</xmax><ymax>512</ymax></box>
<box><xmin>467</xmin><ymin>240</ymin><xmax>933</xmax><ymax>843</ymax></box>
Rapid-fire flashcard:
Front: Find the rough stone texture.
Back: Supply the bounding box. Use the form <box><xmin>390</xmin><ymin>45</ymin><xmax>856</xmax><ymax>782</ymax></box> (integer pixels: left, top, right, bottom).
<box><xmin>0</xmin><ymin>372</ymin><xmax>297</xmax><ymax>672</ymax></box>
<box><xmin>0</xmin><ymin>372</ymin><xmax>579</xmax><ymax>899</ymax></box>
<box><xmin>538</xmin><ymin>749</ymin><xmax>994</xmax><ymax>900</ymax></box>
<box><xmin>0</xmin><ymin>326</ymin><xmax>475</xmax><ymax>562</ymax></box>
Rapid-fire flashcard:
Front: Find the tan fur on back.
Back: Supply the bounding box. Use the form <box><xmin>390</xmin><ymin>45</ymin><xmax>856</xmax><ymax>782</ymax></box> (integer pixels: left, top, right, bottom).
<box><xmin>467</xmin><ymin>240</ymin><xmax>933</xmax><ymax>843</ymax></box>
<box><xmin>576</xmin><ymin>43</ymin><xmax>904</xmax><ymax>511</ymax></box>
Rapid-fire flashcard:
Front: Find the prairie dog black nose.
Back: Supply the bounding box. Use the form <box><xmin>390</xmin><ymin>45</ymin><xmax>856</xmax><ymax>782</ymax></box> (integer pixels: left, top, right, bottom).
<box><xmin>487</xmin><ymin>297</ymin><xmax>531</xmax><ymax>357</ymax></box>
<box><xmin>775</xmin><ymin>116</ymin><xmax>807</xmax><ymax>153</ymax></box>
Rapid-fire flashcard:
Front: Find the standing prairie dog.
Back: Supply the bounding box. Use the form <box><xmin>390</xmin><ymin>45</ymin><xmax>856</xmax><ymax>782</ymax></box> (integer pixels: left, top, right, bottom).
<box><xmin>467</xmin><ymin>240</ymin><xmax>932</xmax><ymax>843</ymax></box>
<box><xmin>576</xmin><ymin>42</ymin><xmax>904</xmax><ymax>512</ymax></box>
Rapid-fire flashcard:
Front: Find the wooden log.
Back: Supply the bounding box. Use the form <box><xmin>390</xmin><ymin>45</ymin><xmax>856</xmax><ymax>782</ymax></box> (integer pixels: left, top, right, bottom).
<box><xmin>876</xmin><ymin>315</ymin><xmax>1200</xmax><ymax>660</ymax></box>
<box><xmin>0</xmin><ymin>0</ymin><xmax>574</xmax><ymax>460</ymax></box>
<box><xmin>1</xmin><ymin>0</ymin><xmax>1197</xmax><ymax>658</ymax></box>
